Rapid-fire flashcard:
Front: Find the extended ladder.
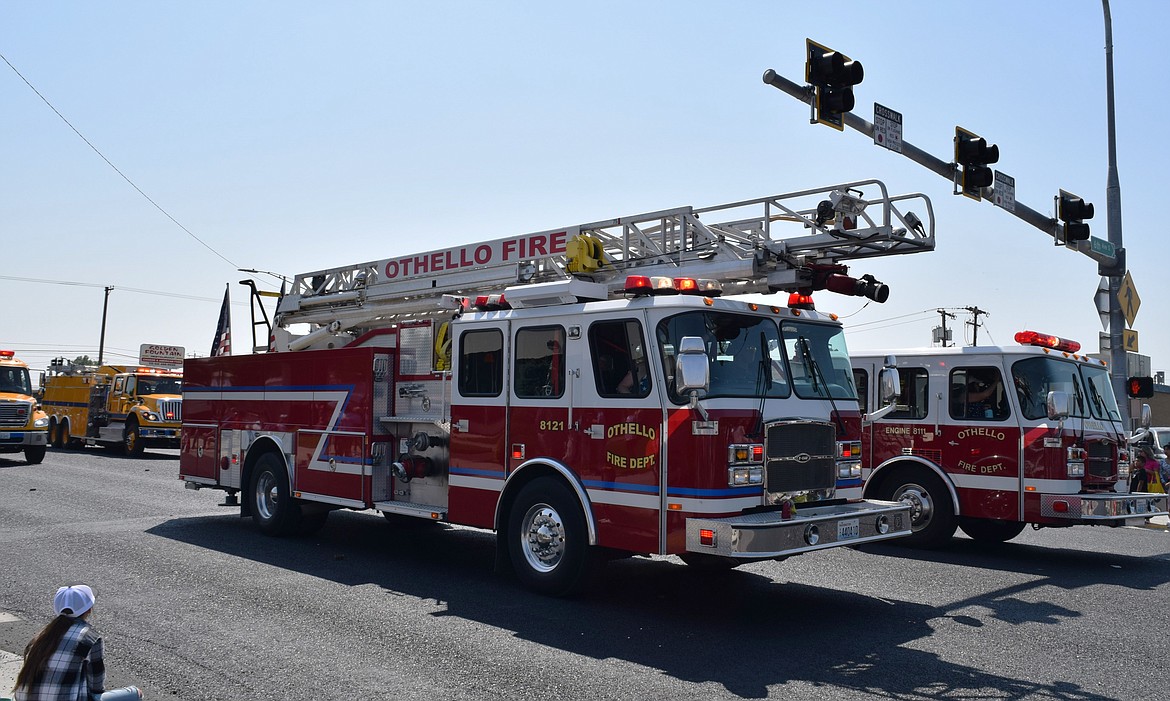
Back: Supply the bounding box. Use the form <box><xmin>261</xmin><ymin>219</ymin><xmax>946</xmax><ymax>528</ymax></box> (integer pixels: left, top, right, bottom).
<box><xmin>273</xmin><ymin>178</ymin><xmax>935</xmax><ymax>348</ymax></box>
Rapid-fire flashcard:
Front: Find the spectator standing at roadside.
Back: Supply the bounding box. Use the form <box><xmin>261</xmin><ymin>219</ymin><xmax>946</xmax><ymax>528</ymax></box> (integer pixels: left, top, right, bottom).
<box><xmin>12</xmin><ymin>585</ymin><xmax>142</xmax><ymax>701</ymax></box>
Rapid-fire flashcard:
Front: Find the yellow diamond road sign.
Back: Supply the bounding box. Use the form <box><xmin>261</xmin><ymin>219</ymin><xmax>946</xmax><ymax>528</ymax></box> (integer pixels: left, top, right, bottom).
<box><xmin>1119</xmin><ymin>271</ymin><xmax>1140</xmax><ymax>328</ymax></box>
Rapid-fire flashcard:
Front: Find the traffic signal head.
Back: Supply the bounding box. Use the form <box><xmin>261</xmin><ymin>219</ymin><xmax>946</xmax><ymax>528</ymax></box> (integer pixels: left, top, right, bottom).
<box><xmin>954</xmin><ymin>127</ymin><xmax>999</xmax><ymax>200</ymax></box>
<box><xmin>806</xmin><ymin>39</ymin><xmax>863</xmax><ymax>131</ymax></box>
<box><xmin>1058</xmin><ymin>190</ymin><xmax>1095</xmax><ymax>242</ymax></box>
<box><xmin>1127</xmin><ymin>376</ymin><xmax>1154</xmax><ymax>399</ymax></box>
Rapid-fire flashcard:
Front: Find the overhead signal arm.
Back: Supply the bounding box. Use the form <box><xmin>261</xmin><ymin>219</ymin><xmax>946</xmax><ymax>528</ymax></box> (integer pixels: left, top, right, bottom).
<box><xmin>760</xmin><ymin>67</ymin><xmax>1122</xmax><ymax>271</ymax></box>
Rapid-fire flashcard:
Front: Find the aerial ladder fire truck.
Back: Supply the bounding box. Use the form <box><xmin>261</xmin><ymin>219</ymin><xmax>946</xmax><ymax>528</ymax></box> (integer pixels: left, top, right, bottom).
<box><xmin>180</xmin><ymin>178</ymin><xmax>936</xmax><ymax>594</ymax></box>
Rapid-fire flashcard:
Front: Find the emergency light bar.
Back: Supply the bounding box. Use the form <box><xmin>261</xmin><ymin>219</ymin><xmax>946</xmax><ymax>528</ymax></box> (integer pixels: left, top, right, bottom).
<box><xmin>1014</xmin><ymin>330</ymin><xmax>1081</xmax><ymax>354</ymax></box>
<box><xmin>623</xmin><ymin>276</ymin><xmax>723</xmax><ymax>298</ymax></box>
<box><xmin>0</xmin><ymin>350</ymin><xmax>14</xmax><ymax>358</ymax></box>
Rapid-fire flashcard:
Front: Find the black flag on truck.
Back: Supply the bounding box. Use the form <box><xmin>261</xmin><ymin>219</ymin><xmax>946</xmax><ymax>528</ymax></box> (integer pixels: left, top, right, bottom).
<box><xmin>210</xmin><ymin>284</ymin><xmax>231</xmax><ymax>357</ymax></box>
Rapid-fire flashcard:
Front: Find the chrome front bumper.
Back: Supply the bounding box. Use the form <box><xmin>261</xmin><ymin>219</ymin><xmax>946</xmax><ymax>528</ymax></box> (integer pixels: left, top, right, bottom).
<box><xmin>1040</xmin><ymin>492</ymin><xmax>1169</xmax><ymax>523</ymax></box>
<box><xmin>685</xmin><ymin>499</ymin><xmax>912</xmax><ymax>558</ymax></box>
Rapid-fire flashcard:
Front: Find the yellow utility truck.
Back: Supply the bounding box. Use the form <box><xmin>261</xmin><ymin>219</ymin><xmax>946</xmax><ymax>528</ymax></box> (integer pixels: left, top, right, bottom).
<box><xmin>0</xmin><ymin>349</ymin><xmax>49</xmax><ymax>464</ymax></box>
<box><xmin>41</xmin><ymin>359</ymin><xmax>182</xmax><ymax>455</ymax></box>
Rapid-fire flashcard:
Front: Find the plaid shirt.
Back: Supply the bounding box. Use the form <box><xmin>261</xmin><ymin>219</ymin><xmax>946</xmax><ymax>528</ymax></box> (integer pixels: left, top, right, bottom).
<box><xmin>14</xmin><ymin>619</ymin><xmax>105</xmax><ymax>701</ymax></box>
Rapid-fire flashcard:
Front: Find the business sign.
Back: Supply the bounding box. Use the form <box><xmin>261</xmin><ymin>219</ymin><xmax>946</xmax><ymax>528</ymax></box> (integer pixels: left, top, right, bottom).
<box><xmin>140</xmin><ymin>344</ymin><xmax>185</xmax><ymax>368</ymax></box>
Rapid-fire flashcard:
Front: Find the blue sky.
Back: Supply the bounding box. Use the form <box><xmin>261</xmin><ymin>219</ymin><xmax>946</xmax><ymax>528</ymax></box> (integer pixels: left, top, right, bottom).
<box><xmin>2</xmin><ymin>1</ymin><xmax>1164</xmax><ymax>379</ymax></box>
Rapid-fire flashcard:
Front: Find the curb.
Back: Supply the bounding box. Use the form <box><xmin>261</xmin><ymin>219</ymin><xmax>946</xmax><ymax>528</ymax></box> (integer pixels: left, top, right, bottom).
<box><xmin>0</xmin><ymin>649</ymin><xmax>20</xmax><ymax>698</ymax></box>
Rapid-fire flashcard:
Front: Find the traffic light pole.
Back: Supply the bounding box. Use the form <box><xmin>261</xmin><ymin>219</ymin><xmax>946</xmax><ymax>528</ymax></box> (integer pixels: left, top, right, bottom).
<box><xmin>763</xmin><ymin>63</ymin><xmax>1131</xmax><ymax>425</ymax></box>
<box><xmin>1103</xmin><ymin>0</ymin><xmax>1129</xmax><ymax>427</ymax></box>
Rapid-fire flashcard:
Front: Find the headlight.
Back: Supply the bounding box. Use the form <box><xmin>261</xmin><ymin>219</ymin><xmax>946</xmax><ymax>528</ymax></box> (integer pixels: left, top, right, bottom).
<box><xmin>838</xmin><ymin>460</ymin><xmax>861</xmax><ymax>479</ymax></box>
<box><xmin>142</xmin><ymin>412</ymin><xmax>160</xmax><ymax>422</ymax></box>
<box><xmin>34</xmin><ymin>417</ymin><xmax>49</xmax><ymax>428</ymax></box>
<box><xmin>728</xmin><ymin>466</ymin><xmax>764</xmax><ymax>486</ymax></box>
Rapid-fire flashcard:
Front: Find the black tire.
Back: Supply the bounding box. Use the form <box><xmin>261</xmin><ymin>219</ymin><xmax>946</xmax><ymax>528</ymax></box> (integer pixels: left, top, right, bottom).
<box><xmin>959</xmin><ymin>517</ymin><xmax>1026</xmax><ymax>543</ymax></box>
<box><xmin>59</xmin><ymin>421</ymin><xmax>74</xmax><ymax>450</ymax></box>
<box><xmin>249</xmin><ymin>453</ymin><xmax>303</xmax><ymax>536</ymax></box>
<box><xmin>506</xmin><ymin>477</ymin><xmax>600</xmax><ymax>596</ymax></box>
<box><xmin>124</xmin><ymin>419</ymin><xmax>145</xmax><ymax>456</ymax></box>
<box><xmin>24</xmin><ymin>445</ymin><xmax>46</xmax><ymax>464</ymax></box>
<box><xmin>49</xmin><ymin>420</ymin><xmax>61</xmax><ymax>448</ymax></box>
<box><xmin>878</xmin><ymin>468</ymin><xmax>956</xmax><ymax>549</ymax></box>
<box><xmin>678</xmin><ymin>553</ymin><xmax>741</xmax><ymax>571</ymax></box>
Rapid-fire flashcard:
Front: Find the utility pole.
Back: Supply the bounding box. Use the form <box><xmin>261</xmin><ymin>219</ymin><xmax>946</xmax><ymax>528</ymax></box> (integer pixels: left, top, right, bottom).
<box><xmin>97</xmin><ymin>286</ymin><xmax>114</xmax><ymax>365</ymax></box>
<box><xmin>935</xmin><ymin>308</ymin><xmax>955</xmax><ymax>347</ymax></box>
<box><xmin>965</xmin><ymin>306</ymin><xmax>988</xmax><ymax>346</ymax></box>
<box><xmin>1102</xmin><ymin>0</ymin><xmax>1129</xmax><ymax>427</ymax></box>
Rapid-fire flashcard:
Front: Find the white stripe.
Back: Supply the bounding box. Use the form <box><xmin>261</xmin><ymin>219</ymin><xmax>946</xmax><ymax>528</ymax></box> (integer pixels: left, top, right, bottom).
<box><xmin>450</xmin><ymin>474</ymin><xmax>505</xmax><ymax>492</ymax></box>
<box><xmin>950</xmin><ymin>474</ymin><xmax>1020</xmax><ymax>491</ymax></box>
<box><xmin>586</xmin><ymin>489</ymin><xmax>659</xmax><ymax>509</ymax></box>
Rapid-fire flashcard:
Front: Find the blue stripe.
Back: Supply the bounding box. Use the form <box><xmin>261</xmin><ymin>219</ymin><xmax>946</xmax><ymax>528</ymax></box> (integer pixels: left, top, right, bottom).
<box><xmin>666</xmin><ymin>485</ymin><xmax>761</xmax><ymax>498</ymax></box>
<box><xmin>450</xmin><ymin>467</ymin><xmax>507</xmax><ymax>479</ymax></box>
<box><xmin>42</xmin><ymin>400</ymin><xmax>88</xmax><ymax>409</ymax></box>
<box><xmin>581</xmin><ymin>479</ymin><xmax>660</xmax><ymax>494</ymax></box>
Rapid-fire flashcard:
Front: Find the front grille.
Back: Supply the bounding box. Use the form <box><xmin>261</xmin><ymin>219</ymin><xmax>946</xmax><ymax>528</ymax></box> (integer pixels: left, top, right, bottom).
<box><xmin>0</xmin><ymin>401</ymin><xmax>32</xmax><ymax>427</ymax></box>
<box><xmin>157</xmin><ymin>399</ymin><xmax>182</xmax><ymax>423</ymax></box>
<box><xmin>1085</xmin><ymin>440</ymin><xmax>1116</xmax><ymax>481</ymax></box>
<box><xmin>764</xmin><ymin>420</ymin><xmax>836</xmax><ymax>495</ymax></box>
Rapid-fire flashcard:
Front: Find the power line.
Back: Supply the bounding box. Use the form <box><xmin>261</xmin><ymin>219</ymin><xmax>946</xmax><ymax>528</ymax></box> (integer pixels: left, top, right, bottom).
<box><xmin>0</xmin><ymin>50</ymin><xmax>238</xmax><ymax>270</ymax></box>
<box><xmin>0</xmin><ymin>275</ymin><xmax>246</xmax><ymax>304</ymax></box>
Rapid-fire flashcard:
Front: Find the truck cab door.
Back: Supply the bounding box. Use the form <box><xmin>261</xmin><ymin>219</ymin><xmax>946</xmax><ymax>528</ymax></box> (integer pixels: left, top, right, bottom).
<box><xmin>448</xmin><ymin>320</ymin><xmax>509</xmax><ymax>528</ymax></box>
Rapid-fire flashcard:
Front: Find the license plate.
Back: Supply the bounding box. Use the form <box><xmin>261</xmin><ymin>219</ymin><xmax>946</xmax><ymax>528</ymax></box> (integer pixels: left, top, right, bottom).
<box><xmin>0</xmin><ymin>432</ymin><xmax>10</xmax><ymax>439</ymax></box>
<box><xmin>837</xmin><ymin>518</ymin><xmax>860</xmax><ymax>540</ymax></box>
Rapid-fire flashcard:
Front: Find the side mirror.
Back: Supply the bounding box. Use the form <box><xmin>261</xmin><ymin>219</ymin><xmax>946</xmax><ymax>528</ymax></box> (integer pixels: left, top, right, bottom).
<box><xmin>1140</xmin><ymin>403</ymin><xmax>1152</xmax><ymax>429</ymax></box>
<box><xmin>862</xmin><ymin>356</ymin><xmax>900</xmax><ymax>425</ymax></box>
<box><xmin>675</xmin><ymin>336</ymin><xmax>709</xmax><ymax>393</ymax></box>
<box><xmin>675</xmin><ymin>336</ymin><xmax>710</xmax><ymax>421</ymax></box>
<box><xmin>1046</xmin><ymin>390</ymin><xmax>1070</xmax><ymax>421</ymax></box>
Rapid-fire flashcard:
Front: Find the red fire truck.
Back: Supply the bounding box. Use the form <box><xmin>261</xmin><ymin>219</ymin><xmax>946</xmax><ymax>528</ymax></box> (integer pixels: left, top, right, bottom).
<box><xmin>180</xmin><ymin>179</ymin><xmax>936</xmax><ymax>594</ymax></box>
<box><xmin>848</xmin><ymin>331</ymin><xmax>1169</xmax><ymax>547</ymax></box>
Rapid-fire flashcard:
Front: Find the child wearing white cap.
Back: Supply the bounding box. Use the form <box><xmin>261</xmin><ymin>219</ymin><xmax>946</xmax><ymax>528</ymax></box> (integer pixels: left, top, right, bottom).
<box><xmin>10</xmin><ymin>585</ymin><xmax>142</xmax><ymax>701</ymax></box>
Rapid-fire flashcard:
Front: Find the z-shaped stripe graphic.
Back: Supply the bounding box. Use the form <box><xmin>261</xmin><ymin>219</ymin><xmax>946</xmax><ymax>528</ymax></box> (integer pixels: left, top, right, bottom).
<box><xmin>185</xmin><ymin>388</ymin><xmax>357</xmax><ymax>475</ymax></box>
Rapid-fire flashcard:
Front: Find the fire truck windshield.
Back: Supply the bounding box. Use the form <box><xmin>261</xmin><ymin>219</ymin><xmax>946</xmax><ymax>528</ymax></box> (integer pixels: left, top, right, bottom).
<box><xmin>1012</xmin><ymin>357</ymin><xmax>1121</xmax><ymax>421</ymax></box>
<box><xmin>656</xmin><ymin>311</ymin><xmax>788</xmax><ymax>401</ymax></box>
<box><xmin>136</xmin><ymin>377</ymin><xmax>182</xmax><ymax>395</ymax></box>
<box><xmin>0</xmin><ymin>367</ymin><xmax>32</xmax><ymax>395</ymax></box>
<box><xmin>780</xmin><ymin>320</ymin><xmax>857</xmax><ymax>400</ymax></box>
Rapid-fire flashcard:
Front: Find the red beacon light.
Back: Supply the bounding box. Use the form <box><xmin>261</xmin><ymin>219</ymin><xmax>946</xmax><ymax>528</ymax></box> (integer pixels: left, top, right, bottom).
<box><xmin>0</xmin><ymin>350</ymin><xmax>14</xmax><ymax>359</ymax></box>
<box><xmin>787</xmin><ymin>292</ymin><xmax>816</xmax><ymax>310</ymax></box>
<box><xmin>623</xmin><ymin>275</ymin><xmax>686</xmax><ymax>296</ymax></box>
<box><xmin>1014</xmin><ymin>330</ymin><xmax>1081</xmax><ymax>353</ymax></box>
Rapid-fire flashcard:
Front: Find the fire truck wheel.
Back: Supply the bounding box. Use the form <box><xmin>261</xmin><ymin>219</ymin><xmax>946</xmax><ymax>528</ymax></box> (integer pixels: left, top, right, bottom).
<box><xmin>123</xmin><ymin>419</ymin><xmax>145</xmax><ymax>456</ymax></box>
<box><xmin>879</xmin><ymin>468</ymin><xmax>956</xmax><ymax>549</ymax></box>
<box><xmin>48</xmin><ymin>419</ymin><xmax>61</xmax><ymax>448</ymax></box>
<box><xmin>958</xmin><ymin>517</ymin><xmax>1026</xmax><ymax>543</ymax></box>
<box><xmin>507</xmin><ymin>477</ymin><xmax>599</xmax><ymax>596</ymax></box>
<box><xmin>25</xmin><ymin>446</ymin><xmax>46</xmax><ymax>464</ymax></box>
<box><xmin>249</xmin><ymin>453</ymin><xmax>304</xmax><ymax>537</ymax></box>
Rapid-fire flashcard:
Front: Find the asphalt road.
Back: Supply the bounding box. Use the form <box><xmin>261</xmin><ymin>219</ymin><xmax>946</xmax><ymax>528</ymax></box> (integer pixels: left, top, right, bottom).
<box><xmin>2</xmin><ymin>447</ymin><xmax>1168</xmax><ymax>701</ymax></box>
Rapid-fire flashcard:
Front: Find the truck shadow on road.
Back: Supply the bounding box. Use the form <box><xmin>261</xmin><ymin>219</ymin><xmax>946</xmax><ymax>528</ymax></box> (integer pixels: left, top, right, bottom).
<box><xmin>148</xmin><ymin>511</ymin><xmax>1148</xmax><ymax>700</ymax></box>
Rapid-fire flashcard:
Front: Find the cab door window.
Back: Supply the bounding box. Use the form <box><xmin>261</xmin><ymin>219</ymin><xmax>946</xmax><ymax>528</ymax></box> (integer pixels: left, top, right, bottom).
<box><xmin>890</xmin><ymin>368</ymin><xmax>930</xmax><ymax>420</ymax></box>
<box><xmin>458</xmin><ymin>329</ymin><xmax>503</xmax><ymax>397</ymax></box>
<box><xmin>514</xmin><ymin>326</ymin><xmax>566</xmax><ymax>399</ymax></box>
<box><xmin>590</xmin><ymin>319</ymin><xmax>650</xmax><ymax>398</ymax></box>
<box><xmin>950</xmin><ymin>366</ymin><xmax>1009</xmax><ymax>420</ymax></box>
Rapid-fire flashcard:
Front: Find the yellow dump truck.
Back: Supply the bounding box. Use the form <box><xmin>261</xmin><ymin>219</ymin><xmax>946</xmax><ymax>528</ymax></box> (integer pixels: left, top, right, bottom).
<box><xmin>0</xmin><ymin>349</ymin><xmax>49</xmax><ymax>464</ymax></box>
<box><xmin>41</xmin><ymin>360</ymin><xmax>182</xmax><ymax>455</ymax></box>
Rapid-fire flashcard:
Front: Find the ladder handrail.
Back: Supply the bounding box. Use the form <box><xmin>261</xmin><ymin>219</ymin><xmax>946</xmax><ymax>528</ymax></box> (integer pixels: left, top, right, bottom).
<box><xmin>274</xmin><ymin>179</ymin><xmax>935</xmax><ymax>333</ymax></box>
